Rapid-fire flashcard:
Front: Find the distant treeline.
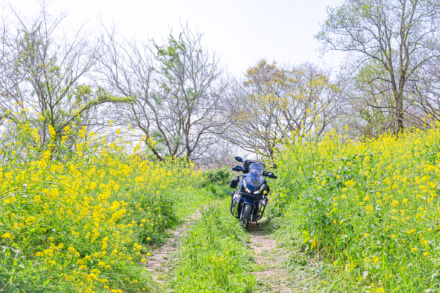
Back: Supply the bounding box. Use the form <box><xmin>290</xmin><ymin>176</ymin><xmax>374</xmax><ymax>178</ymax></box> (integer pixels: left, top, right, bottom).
<box><xmin>1</xmin><ymin>0</ymin><xmax>440</xmax><ymax>165</ymax></box>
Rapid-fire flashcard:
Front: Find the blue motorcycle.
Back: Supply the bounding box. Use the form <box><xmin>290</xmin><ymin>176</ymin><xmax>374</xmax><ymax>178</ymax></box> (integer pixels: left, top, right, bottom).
<box><xmin>229</xmin><ymin>156</ymin><xmax>277</xmax><ymax>229</ymax></box>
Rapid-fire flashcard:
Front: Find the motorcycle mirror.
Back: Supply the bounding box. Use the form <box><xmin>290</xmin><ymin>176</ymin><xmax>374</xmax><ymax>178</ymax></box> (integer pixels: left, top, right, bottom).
<box><xmin>267</xmin><ymin>172</ymin><xmax>277</xmax><ymax>179</ymax></box>
<box><xmin>232</xmin><ymin>166</ymin><xmax>244</xmax><ymax>172</ymax></box>
<box><xmin>235</xmin><ymin>156</ymin><xmax>243</xmax><ymax>162</ymax></box>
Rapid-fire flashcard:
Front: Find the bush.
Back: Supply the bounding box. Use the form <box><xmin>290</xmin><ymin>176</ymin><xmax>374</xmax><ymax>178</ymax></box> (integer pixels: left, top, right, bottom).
<box><xmin>272</xmin><ymin>127</ymin><xmax>440</xmax><ymax>291</ymax></box>
<box><xmin>200</xmin><ymin>167</ymin><xmax>232</xmax><ymax>187</ymax></box>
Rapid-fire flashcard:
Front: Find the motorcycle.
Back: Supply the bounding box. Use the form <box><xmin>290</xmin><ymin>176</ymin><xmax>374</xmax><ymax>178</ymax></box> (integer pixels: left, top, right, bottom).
<box><xmin>229</xmin><ymin>156</ymin><xmax>277</xmax><ymax>229</ymax></box>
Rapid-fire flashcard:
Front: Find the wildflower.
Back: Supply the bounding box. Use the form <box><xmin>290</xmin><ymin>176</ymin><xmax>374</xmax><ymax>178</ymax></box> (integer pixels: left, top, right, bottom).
<box><xmin>345</xmin><ymin>180</ymin><xmax>356</xmax><ymax>187</ymax></box>
<box><xmin>406</xmin><ymin>229</ymin><xmax>416</xmax><ymax>235</ymax></box>
<box><xmin>365</xmin><ymin>205</ymin><xmax>373</xmax><ymax>213</ymax></box>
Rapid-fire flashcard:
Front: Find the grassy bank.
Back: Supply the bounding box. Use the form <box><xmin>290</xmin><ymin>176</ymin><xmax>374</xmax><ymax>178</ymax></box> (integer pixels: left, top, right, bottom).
<box><xmin>0</xmin><ymin>126</ymin><xmax>210</xmax><ymax>292</ymax></box>
<box><xmin>271</xmin><ymin>127</ymin><xmax>440</xmax><ymax>291</ymax></box>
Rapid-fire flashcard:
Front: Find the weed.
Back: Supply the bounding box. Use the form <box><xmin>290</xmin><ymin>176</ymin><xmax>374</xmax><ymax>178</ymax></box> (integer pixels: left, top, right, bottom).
<box><xmin>167</xmin><ymin>200</ymin><xmax>256</xmax><ymax>292</ymax></box>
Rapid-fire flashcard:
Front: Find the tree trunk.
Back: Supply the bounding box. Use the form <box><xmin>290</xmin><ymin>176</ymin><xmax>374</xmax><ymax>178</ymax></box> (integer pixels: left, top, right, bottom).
<box><xmin>396</xmin><ymin>94</ymin><xmax>404</xmax><ymax>134</ymax></box>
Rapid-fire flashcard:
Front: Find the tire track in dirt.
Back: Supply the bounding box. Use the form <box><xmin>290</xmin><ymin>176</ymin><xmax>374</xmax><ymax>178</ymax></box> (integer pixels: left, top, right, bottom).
<box><xmin>143</xmin><ymin>212</ymin><xmax>200</xmax><ymax>283</ymax></box>
<box><xmin>248</xmin><ymin>222</ymin><xmax>298</xmax><ymax>293</ymax></box>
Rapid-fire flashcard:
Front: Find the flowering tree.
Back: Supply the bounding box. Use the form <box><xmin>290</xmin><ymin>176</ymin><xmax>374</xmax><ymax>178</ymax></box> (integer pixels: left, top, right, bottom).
<box><xmin>226</xmin><ymin>60</ymin><xmax>340</xmax><ymax>158</ymax></box>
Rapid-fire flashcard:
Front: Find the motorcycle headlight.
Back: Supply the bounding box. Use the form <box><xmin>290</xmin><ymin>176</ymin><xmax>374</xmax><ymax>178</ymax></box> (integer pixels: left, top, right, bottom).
<box><xmin>253</xmin><ymin>184</ymin><xmax>266</xmax><ymax>195</ymax></box>
<box><xmin>243</xmin><ymin>180</ymin><xmax>251</xmax><ymax>193</ymax></box>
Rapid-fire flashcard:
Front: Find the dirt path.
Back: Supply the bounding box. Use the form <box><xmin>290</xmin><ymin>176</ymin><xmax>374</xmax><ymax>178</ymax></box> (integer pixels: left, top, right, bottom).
<box><xmin>248</xmin><ymin>222</ymin><xmax>298</xmax><ymax>293</ymax></box>
<box><xmin>143</xmin><ymin>213</ymin><xmax>199</xmax><ymax>282</ymax></box>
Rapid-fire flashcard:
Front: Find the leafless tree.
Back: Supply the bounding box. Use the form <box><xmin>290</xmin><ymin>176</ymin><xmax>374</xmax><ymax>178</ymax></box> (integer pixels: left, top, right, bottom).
<box><xmin>317</xmin><ymin>0</ymin><xmax>440</xmax><ymax>134</ymax></box>
<box><xmin>409</xmin><ymin>59</ymin><xmax>440</xmax><ymax>123</ymax></box>
<box><xmin>0</xmin><ymin>2</ymin><xmax>129</xmax><ymax>157</ymax></box>
<box><xmin>99</xmin><ymin>26</ymin><xmax>230</xmax><ymax>162</ymax></box>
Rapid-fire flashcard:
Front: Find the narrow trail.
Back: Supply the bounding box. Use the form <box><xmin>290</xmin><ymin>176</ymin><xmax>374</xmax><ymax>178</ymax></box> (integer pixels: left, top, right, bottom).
<box><xmin>143</xmin><ymin>206</ymin><xmax>309</xmax><ymax>292</ymax></box>
<box><xmin>143</xmin><ymin>213</ymin><xmax>199</xmax><ymax>283</ymax></box>
<box><xmin>248</xmin><ymin>222</ymin><xmax>298</xmax><ymax>293</ymax></box>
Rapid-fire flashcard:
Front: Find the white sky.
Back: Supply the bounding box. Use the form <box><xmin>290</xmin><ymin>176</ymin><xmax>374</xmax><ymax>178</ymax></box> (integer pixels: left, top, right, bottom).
<box><xmin>8</xmin><ymin>0</ymin><xmax>345</xmax><ymax>76</ymax></box>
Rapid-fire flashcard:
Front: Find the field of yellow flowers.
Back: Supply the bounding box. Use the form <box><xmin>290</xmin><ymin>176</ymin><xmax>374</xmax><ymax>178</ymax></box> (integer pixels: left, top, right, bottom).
<box><xmin>0</xmin><ymin>122</ymin><xmax>204</xmax><ymax>292</ymax></box>
<box><xmin>273</xmin><ymin>127</ymin><xmax>440</xmax><ymax>291</ymax></box>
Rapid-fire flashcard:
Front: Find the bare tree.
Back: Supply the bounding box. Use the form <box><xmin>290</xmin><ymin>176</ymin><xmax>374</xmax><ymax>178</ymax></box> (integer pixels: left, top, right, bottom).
<box><xmin>0</xmin><ymin>3</ymin><xmax>130</xmax><ymax>157</ymax></box>
<box><xmin>317</xmin><ymin>0</ymin><xmax>440</xmax><ymax>134</ymax></box>
<box><xmin>409</xmin><ymin>59</ymin><xmax>440</xmax><ymax>123</ymax></box>
<box><xmin>279</xmin><ymin>62</ymin><xmax>340</xmax><ymax>136</ymax></box>
<box><xmin>99</xmin><ymin>26</ymin><xmax>230</xmax><ymax>161</ymax></box>
<box><xmin>225</xmin><ymin>77</ymin><xmax>285</xmax><ymax>159</ymax></box>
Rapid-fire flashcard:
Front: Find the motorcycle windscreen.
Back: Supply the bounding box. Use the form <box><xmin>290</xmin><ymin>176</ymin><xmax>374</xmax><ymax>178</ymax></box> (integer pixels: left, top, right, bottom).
<box><xmin>243</xmin><ymin>163</ymin><xmax>265</xmax><ymax>191</ymax></box>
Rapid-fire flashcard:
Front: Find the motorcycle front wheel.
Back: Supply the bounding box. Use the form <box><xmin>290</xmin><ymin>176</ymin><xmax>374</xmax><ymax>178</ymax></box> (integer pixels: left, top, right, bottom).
<box><xmin>241</xmin><ymin>204</ymin><xmax>252</xmax><ymax>230</ymax></box>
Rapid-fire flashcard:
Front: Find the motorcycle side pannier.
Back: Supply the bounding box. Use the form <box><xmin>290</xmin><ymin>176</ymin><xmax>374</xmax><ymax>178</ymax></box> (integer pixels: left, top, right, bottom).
<box><xmin>229</xmin><ymin>176</ymin><xmax>239</xmax><ymax>188</ymax></box>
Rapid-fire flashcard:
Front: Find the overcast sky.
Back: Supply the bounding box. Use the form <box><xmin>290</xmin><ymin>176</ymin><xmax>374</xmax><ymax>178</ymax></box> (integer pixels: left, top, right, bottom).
<box><xmin>9</xmin><ymin>0</ymin><xmax>345</xmax><ymax>76</ymax></box>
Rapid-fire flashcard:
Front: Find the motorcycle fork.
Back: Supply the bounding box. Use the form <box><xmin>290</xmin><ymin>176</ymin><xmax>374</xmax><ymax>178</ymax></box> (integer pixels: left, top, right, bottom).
<box><xmin>240</xmin><ymin>200</ymin><xmax>255</xmax><ymax>221</ymax></box>
<box><xmin>239</xmin><ymin>202</ymin><xmax>246</xmax><ymax>220</ymax></box>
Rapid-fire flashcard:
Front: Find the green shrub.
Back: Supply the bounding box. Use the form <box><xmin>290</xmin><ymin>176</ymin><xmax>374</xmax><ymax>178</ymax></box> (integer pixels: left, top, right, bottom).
<box><xmin>200</xmin><ymin>167</ymin><xmax>232</xmax><ymax>187</ymax></box>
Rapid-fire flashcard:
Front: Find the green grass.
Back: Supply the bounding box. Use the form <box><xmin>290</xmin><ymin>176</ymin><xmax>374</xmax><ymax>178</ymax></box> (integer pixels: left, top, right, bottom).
<box><xmin>167</xmin><ymin>185</ymin><xmax>217</xmax><ymax>226</ymax></box>
<box><xmin>166</xmin><ymin>199</ymin><xmax>257</xmax><ymax>292</ymax></box>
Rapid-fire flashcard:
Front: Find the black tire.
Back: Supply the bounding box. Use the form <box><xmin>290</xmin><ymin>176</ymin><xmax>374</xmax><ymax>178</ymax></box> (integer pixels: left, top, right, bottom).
<box><xmin>241</xmin><ymin>204</ymin><xmax>252</xmax><ymax>230</ymax></box>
